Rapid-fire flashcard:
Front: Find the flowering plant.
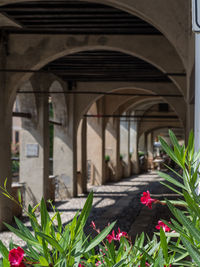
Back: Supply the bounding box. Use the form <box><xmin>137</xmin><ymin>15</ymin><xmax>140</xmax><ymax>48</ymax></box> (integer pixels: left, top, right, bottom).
<box><xmin>138</xmin><ymin>130</ymin><xmax>200</xmax><ymax>266</ymax></box>
<box><xmin>0</xmin><ymin>191</ymin><xmax>115</xmax><ymax>267</ymax></box>
<box><xmin>1</xmin><ymin>130</ymin><xmax>200</xmax><ymax>266</ymax></box>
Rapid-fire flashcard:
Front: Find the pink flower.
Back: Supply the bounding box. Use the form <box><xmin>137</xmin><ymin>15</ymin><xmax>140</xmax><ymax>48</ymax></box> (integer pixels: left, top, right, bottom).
<box><xmin>90</xmin><ymin>221</ymin><xmax>96</xmax><ymax>229</ymax></box>
<box><xmin>106</xmin><ymin>230</ymin><xmax>116</xmax><ymax>243</ymax></box>
<box><xmin>141</xmin><ymin>191</ymin><xmax>156</xmax><ymax>209</ymax></box>
<box><xmin>115</xmin><ymin>228</ymin><xmax>127</xmax><ymax>241</ymax></box>
<box><xmin>9</xmin><ymin>247</ymin><xmax>25</xmax><ymax>267</ymax></box>
<box><xmin>156</xmin><ymin>220</ymin><xmax>171</xmax><ymax>232</ymax></box>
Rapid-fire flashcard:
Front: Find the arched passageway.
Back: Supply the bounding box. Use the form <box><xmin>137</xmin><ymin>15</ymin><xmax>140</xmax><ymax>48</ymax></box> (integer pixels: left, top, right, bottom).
<box><xmin>0</xmin><ymin>0</ymin><xmax>192</xmax><ymax>231</ymax></box>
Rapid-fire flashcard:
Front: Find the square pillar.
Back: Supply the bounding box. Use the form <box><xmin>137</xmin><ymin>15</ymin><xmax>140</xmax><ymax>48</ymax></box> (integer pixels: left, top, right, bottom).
<box><xmin>130</xmin><ymin>121</ymin><xmax>140</xmax><ymax>174</ymax></box>
<box><xmin>105</xmin><ymin>118</ymin><xmax>121</xmax><ymax>181</ymax></box>
<box><xmin>0</xmin><ymin>97</ymin><xmax>13</xmax><ymax>229</ymax></box>
<box><xmin>53</xmin><ymin>95</ymin><xmax>77</xmax><ymax>198</ymax></box>
<box><xmin>87</xmin><ymin>117</ymin><xmax>106</xmax><ymax>185</ymax></box>
<box><xmin>87</xmin><ymin>100</ymin><xmax>106</xmax><ymax>185</ymax></box>
<box><xmin>147</xmin><ymin>132</ymin><xmax>154</xmax><ymax>170</ymax></box>
<box><xmin>77</xmin><ymin>118</ymin><xmax>87</xmax><ymax>194</ymax></box>
<box><xmin>20</xmin><ymin>91</ymin><xmax>50</xmax><ymax>206</ymax></box>
<box><xmin>0</xmin><ymin>38</ymin><xmax>14</xmax><ymax>229</ymax></box>
<box><xmin>120</xmin><ymin>118</ymin><xmax>131</xmax><ymax>177</ymax></box>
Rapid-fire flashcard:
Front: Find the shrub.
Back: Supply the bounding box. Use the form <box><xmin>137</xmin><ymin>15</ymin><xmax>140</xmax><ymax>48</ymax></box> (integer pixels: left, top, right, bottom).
<box><xmin>105</xmin><ymin>155</ymin><xmax>110</xmax><ymax>162</ymax></box>
<box><xmin>1</xmin><ymin>130</ymin><xmax>200</xmax><ymax>266</ymax></box>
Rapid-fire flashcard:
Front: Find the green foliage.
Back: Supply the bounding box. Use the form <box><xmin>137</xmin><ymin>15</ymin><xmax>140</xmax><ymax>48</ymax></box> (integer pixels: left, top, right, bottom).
<box><xmin>0</xmin><ymin>191</ymin><xmax>115</xmax><ymax>266</ymax></box>
<box><xmin>138</xmin><ymin>151</ymin><xmax>145</xmax><ymax>157</ymax></box>
<box><xmin>155</xmin><ymin>130</ymin><xmax>200</xmax><ymax>266</ymax></box>
<box><xmin>2</xmin><ymin>129</ymin><xmax>200</xmax><ymax>266</ymax></box>
<box><xmin>105</xmin><ymin>155</ymin><xmax>110</xmax><ymax>162</ymax></box>
<box><xmin>11</xmin><ymin>159</ymin><xmax>19</xmax><ymax>174</ymax></box>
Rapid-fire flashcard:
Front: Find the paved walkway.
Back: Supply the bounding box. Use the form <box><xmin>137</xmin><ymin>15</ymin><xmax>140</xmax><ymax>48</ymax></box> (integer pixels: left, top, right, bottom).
<box><xmin>0</xmin><ymin>171</ymin><xmax>173</xmax><ymax>247</ymax></box>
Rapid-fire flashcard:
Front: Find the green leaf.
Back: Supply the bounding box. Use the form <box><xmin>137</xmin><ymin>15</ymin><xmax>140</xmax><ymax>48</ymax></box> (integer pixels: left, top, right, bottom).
<box><xmin>84</xmin><ymin>221</ymin><xmax>116</xmax><ymax>253</ymax></box>
<box><xmin>0</xmin><ymin>240</ymin><xmax>9</xmax><ymax>258</ymax></box>
<box><xmin>57</xmin><ymin>210</ymin><xmax>62</xmax><ymax>233</ymax></box>
<box><xmin>187</xmin><ymin>130</ymin><xmax>194</xmax><ymax>161</ymax></box>
<box><xmin>135</xmin><ymin>247</ymin><xmax>154</xmax><ymax>264</ymax></box>
<box><xmin>17</xmin><ymin>189</ymin><xmax>22</xmax><ymax>204</ymax></box>
<box><xmin>4</xmin><ymin>178</ymin><xmax>7</xmax><ymax>190</ymax></box>
<box><xmin>140</xmin><ymin>254</ymin><xmax>147</xmax><ymax>267</ymax></box>
<box><xmin>31</xmin><ymin>202</ymin><xmax>40</xmax><ymax>213</ymax></box>
<box><xmin>165</xmin><ymin>164</ymin><xmax>184</xmax><ymax>181</ymax></box>
<box><xmin>39</xmin><ymin>256</ymin><xmax>49</xmax><ymax>266</ymax></box>
<box><xmin>14</xmin><ymin>217</ymin><xmax>36</xmax><ymax>241</ymax></box>
<box><xmin>169</xmin><ymin>129</ymin><xmax>181</xmax><ymax>152</ymax></box>
<box><xmin>2</xmin><ymin>192</ymin><xmax>12</xmax><ymax>200</ymax></box>
<box><xmin>40</xmin><ymin>198</ymin><xmax>50</xmax><ymax>232</ymax></box>
<box><xmin>4</xmin><ymin>222</ymin><xmax>41</xmax><ymax>249</ymax></box>
<box><xmin>160</xmin><ymin>182</ymin><xmax>183</xmax><ymax>196</ymax></box>
<box><xmin>158</xmin><ymin>171</ymin><xmax>186</xmax><ymax>190</ymax></box>
<box><xmin>183</xmin><ymin>191</ymin><xmax>200</xmax><ymax>218</ymax></box>
<box><xmin>160</xmin><ymin>228</ymin><xmax>168</xmax><ymax>263</ymax></box>
<box><xmin>181</xmin><ymin>237</ymin><xmax>200</xmax><ymax>267</ymax></box>
<box><xmin>36</xmin><ymin>232</ymin><xmax>64</xmax><ymax>253</ymax></box>
<box><xmin>174</xmin><ymin>145</ymin><xmax>183</xmax><ymax>167</ymax></box>
<box><xmin>107</xmin><ymin>240</ymin><xmax>115</xmax><ymax>263</ymax></box>
<box><xmin>9</xmin><ymin>239</ymin><xmax>14</xmax><ymax>251</ymax></box>
<box><xmin>159</xmin><ymin>137</ymin><xmax>179</xmax><ymax>165</ymax></box>
<box><xmin>42</xmin><ymin>238</ymin><xmax>50</xmax><ymax>263</ymax></box>
<box><xmin>76</xmin><ymin>192</ymin><xmax>93</xmax><ymax>232</ymax></box>
<box><xmin>2</xmin><ymin>258</ymin><xmax>10</xmax><ymax>267</ymax></box>
<box><xmin>175</xmin><ymin>209</ymin><xmax>200</xmax><ymax>243</ymax></box>
<box><xmin>113</xmin><ymin>260</ymin><xmax>126</xmax><ymax>267</ymax></box>
<box><xmin>26</xmin><ymin>244</ymin><xmax>40</xmax><ymax>260</ymax></box>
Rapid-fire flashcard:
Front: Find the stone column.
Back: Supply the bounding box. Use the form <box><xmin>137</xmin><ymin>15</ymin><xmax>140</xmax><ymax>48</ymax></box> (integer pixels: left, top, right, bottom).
<box><xmin>105</xmin><ymin>118</ymin><xmax>121</xmax><ymax>181</ymax></box>
<box><xmin>53</xmin><ymin>94</ymin><xmax>77</xmax><ymax>198</ymax></box>
<box><xmin>147</xmin><ymin>132</ymin><xmax>154</xmax><ymax>170</ymax></box>
<box><xmin>77</xmin><ymin>118</ymin><xmax>87</xmax><ymax>194</ymax></box>
<box><xmin>143</xmin><ymin>133</ymin><xmax>148</xmax><ymax>172</ymax></box>
<box><xmin>195</xmin><ymin>34</ymin><xmax>200</xmax><ymax>150</ymax></box>
<box><xmin>130</xmin><ymin>120</ymin><xmax>140</xmax><ymax>174</ymax></box>
<box><xmin>20</xmin><ymin>81</ymin><xmax>50</xmax><ymax>206</ymax></box>
<box><xmin>120</xmin><ymin>118</ymin><xmax>131</xmax><ymax>177</ymax></box>
<box><xmin>87</xmin><ymin>101</ymin><xmax>106</xmax><ymax>185</ymax></box>
<box><xmin>0</xmin><ymin>36</ymin><xmax>13</xmax><ymax>228</ymax></box>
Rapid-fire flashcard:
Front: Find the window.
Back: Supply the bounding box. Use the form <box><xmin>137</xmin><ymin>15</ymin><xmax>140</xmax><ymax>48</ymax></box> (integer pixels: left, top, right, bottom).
<box><xmin>15</xmin><ymin>131</ymin><xmax>19</xmax><ymax>143</ymax></box>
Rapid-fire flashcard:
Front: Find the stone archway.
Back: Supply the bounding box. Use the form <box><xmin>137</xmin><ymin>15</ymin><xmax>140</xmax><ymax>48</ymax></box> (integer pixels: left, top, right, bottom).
<box><xmin>0</xmin><ymin>0</ymin><xmax>189</xmax><ymax>68</ymax></box>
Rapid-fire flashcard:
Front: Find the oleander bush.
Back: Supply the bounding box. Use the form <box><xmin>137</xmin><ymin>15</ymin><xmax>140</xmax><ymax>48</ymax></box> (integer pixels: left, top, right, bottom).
<box><xmin>1</xmin><ymin>130</ymin><xmax>200</xmax><ymax>266</ymax></box>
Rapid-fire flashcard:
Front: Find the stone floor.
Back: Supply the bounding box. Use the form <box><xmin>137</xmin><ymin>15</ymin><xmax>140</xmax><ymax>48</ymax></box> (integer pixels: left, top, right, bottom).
<box><xmin>0</xmin><ymin>171</ymin><xmax>174</xmax><ymax>248</ymax></box>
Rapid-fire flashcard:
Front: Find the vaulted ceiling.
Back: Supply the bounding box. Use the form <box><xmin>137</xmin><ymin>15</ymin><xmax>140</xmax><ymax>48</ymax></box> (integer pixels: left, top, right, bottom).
<box><xmin>0</xmin><ymin>0</ymin><xmax>161</xmax><ymax>35</ymax></box>
<box><xmin>0</xmin><ymin>1</ymin><xmax>176</xmax><ymax>85</ymax></box>
<box><xmin>43</xmin><ymin>50</ymin><xmax>171</xmax><ymax>82</ymax></box>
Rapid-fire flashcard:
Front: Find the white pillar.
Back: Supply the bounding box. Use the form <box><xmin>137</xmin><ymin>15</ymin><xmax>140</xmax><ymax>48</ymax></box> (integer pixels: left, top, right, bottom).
<box><xmin>195</xmin><ymin>34</ymin><xmax>200</xmax><ymax>151</ymax></box>
<box><xmin>120</xmin><ymin>118</ymin><xmax>131</xmax><ymax>177</ymax></box>
<box><xmin>147</xmin><ymin>132</ymin><xmax>154</xmax><ymax>169</ymax></box>
<box><xmin>105</xmin><ymin>118</ymin><xmax>121</xmax><ymax>181</ymax></box>
<box><xmin>87</xmin><ymin>116</ymin><xmax>105</xmax><ymax>185</ymax></box>
<box><xmin>20</xmin><ymin>91</ymin><xmax>50</xmax><ymax>206</ymax></box>
<box><xmin>53</xmin><ymin>95</ymin><xmax>77</xmax><ymax>198</ymax></box>
<box><xmin>130</xmin><ymin>120</ymin><xmax>140</xmax><ymax>174</ymax></box>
